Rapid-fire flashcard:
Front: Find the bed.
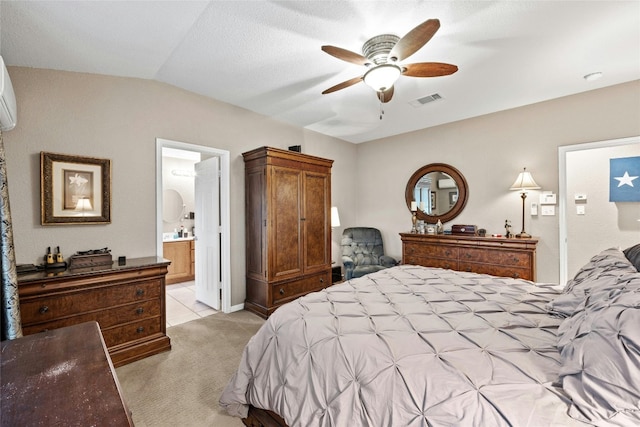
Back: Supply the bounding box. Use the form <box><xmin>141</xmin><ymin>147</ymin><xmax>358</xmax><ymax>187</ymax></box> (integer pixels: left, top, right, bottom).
<box><xmin>220</xmin><ymin>245</ymin><xmax>640</xmax><ymax>427</ymax></box>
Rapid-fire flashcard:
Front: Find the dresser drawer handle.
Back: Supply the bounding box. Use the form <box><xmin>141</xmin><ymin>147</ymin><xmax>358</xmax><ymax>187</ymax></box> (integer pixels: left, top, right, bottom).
<box><xmin>279</xmin><ymin>288</ymin><xmax>285</xmax><ymax>295</ymax></box>
<box><xmin>39</xmin><ymin>306</ymin><xmax>49</xmax><ymax>314</ymax></box>
<box><xmin>465</xmin><ymin>253</ymin><xmax>471</xmax><ymax>258</ymax></box>
<box><xmin>136</xmin><ymin>326</ymin><xmax>145</xmax><ymax>333</ymax></box>
<box><xmin>319</xmin><ymin>278</ymin><xmax>324</xmax><ymax>283</ymax></box>
<box><xmin>136</xmin><ymin>307</ymin><xmax>144</xmax><ymax>315</ymax></box>
<box><xmin>136</xmin><ymin>288</ymin><xmax>145</xmax><ymax>296</ymax></box>
<box><xmin>445</xmin><ymin>250</ymin><xmax>451</xmax><ymax>256</ymax></box>
<box><xmin>512</xmin><ymin>256</ymin><xmax>519</xmax><ymax>262</ymax></box>
<box><xmin>512</xmin><ymin>273</ymin><xmax>521</xmax><ymax>279</ymax></box>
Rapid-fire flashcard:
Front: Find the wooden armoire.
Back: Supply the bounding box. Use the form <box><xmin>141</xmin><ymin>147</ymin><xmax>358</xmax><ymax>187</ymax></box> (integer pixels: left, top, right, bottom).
<box><xmin>243</xmin><ymin>147</ymin><xmax>333</xmax><ymax>318</ymax></box>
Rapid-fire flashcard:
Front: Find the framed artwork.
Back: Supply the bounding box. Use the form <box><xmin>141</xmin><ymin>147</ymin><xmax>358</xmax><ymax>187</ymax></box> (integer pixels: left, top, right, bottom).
<box><xmin>449</xmin><ymin>191</ymin><xmax>458</xmax><ymax>206</ymax></box>
<box><xmin>430</xmin><ymin>191</ymin><xmax>436</xmax><ymax>210</ymax></box>
<box><xmin>41</xmin><ymin>152</ymin><xmax>111</xmax><ymax>225</ymax></box>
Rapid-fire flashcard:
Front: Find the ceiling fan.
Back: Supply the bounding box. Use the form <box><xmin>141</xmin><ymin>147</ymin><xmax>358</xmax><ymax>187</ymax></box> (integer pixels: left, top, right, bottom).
<box><xmin>321</xmin><ymin>19</ymin><xmax>458</xmax><ymax>103</ymax></box>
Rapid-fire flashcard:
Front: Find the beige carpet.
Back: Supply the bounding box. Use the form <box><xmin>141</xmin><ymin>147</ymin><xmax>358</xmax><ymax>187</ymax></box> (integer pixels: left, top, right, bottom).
<box><xmin>115</xmin><ymin>310</ymin><xmax>265</xmax><ymax>427</ymax></box>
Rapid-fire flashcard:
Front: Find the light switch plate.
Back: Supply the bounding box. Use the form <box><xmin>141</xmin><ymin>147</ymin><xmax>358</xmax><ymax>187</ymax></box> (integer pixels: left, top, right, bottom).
<box><xmin>530</xmin><ymin>203</ymin><xmax>538</xmax><ymax>216</ymax></box>
<box><xmin>576</xmin><ymin>205</ymin><xmax>586</xmax><ymax>215</ymax></box>
<box><xmin>541</xmin><ymin>205</ymin><xmax>556</xmax><ymax>216</ymax></box>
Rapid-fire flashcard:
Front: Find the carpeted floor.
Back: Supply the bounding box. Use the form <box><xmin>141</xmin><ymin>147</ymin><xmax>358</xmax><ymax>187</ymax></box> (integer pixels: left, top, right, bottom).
<box><xmin>115</xmin><ymin>310</ymin><xmax>265</xmax><ymax>427</ymax></box>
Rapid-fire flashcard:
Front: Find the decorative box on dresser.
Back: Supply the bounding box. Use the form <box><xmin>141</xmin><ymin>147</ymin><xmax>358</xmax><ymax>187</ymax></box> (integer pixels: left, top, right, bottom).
<box><xmin>243</xmin><ymin>146</ymin><xmax>333</xmax><ymax>318</ymax></box>
<box><xmin>17</xmin><ymin>257</ymin><xmax>172</xmax><ymax>367</ymax></box>
<box><xmin>400</xmin><ymin>233</ymin><xmax>538</xmax><ymax>281</ymax></box>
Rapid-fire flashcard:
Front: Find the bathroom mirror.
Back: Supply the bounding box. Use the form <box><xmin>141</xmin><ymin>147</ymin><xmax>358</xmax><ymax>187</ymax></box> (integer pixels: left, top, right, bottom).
<box><xmin>405</xmin><ymin>163</ymin><xmax>468</xmax><ymax>224</ymax></box>
<box><xmin>163</xmin><ymin>189</ymin><xmax>184</xmax><ymax>223</ymax></box>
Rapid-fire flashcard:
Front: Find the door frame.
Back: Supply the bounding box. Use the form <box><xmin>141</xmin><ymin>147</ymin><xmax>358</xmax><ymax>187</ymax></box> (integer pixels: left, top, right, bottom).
<box><xmin>558</xmin><ymin>135</ymin><xmax>640</xmax><ymax>285</ymax></box>
<box><xmin>155</xmin><ymin>138</ymin><xmax>231</xmax><ymax>313</ymax></box>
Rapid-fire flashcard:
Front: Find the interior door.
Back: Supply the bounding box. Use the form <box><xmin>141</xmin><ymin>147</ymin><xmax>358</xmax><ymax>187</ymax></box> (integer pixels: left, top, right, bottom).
<box><xmin>194</xmin><ymin>156</ymin><xmax>220</xmax><ymax>310</ymax></box>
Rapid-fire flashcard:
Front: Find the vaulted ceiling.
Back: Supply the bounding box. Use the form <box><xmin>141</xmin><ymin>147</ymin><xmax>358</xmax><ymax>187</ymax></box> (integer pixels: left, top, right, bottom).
<box><xmin>1</xmin><ymin>1</ymin><xmax>639</xmax><ymax>143</ymax></box>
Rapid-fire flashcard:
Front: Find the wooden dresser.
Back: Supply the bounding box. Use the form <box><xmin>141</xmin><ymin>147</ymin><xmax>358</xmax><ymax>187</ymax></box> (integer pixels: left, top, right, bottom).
<box><xmin>400</xmin><ymin>233</ymin><xmax>538</xmax><ymax>281</ymax></box>
<box><xmin>243</xmin><ymin>147</ymin><xmax>333</xmax><ymax>318</ymax></box>
<box><xmin>17</xmin><ymin>257</ymin><xmax>171</xmax><ymax>367</ymax></box>
<box><xmin>1</xmin><ymin>322</ymin><xmax>134</xmax><ymax>426</ymax></box>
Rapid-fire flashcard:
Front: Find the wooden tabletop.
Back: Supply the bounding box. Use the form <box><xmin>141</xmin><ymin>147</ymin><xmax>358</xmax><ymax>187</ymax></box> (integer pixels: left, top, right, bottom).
<box><xmin>1</xmin><ymin>321</ymin><xmax>133</xmax><ymax>426</ymax></box>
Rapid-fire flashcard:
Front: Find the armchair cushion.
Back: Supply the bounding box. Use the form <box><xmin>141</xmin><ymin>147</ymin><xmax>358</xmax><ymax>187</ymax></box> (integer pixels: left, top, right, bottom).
<box><xmin>341</xmin><ymin>227</ymin><xmax>397</xmax><ymax>280</ymax></box>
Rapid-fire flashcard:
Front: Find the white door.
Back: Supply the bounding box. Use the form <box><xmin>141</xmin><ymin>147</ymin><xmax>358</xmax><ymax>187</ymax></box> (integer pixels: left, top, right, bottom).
<box><xmin>194</xmin><ymin>156</ymin><xmax>220</xmax><ymax>309</ymax></box>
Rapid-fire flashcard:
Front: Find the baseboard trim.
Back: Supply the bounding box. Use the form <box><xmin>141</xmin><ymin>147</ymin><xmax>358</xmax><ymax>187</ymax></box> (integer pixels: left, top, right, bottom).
<box><xmin>228</xmin><ymin>303</ymin><xmax>244</xmax><ymax>313</ymax></box>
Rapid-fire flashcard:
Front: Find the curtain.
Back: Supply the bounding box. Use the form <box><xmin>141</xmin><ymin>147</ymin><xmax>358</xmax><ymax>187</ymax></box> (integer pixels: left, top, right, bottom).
<box><xmin>0</xmin><ymin>131</ymin><xmax>22</xmax><ymax>340</ymax></box>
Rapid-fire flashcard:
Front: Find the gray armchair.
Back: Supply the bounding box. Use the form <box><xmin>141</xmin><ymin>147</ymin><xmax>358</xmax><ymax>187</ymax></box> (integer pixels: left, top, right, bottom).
<box><xmin>341</xmin><ymin>227</ymin><xmax>398</xmax><ymax>280</ymax></box>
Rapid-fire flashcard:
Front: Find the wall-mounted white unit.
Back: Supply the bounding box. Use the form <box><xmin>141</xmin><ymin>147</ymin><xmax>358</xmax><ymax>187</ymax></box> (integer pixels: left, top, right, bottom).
<box><xmin>438</xmin><ymin>178</ymin><xmax>456</xmax><ymax>189</ymax></box>
<box><xmin>0</xmin><ymin>56</ymin><xmax>17</xmax><ymax>131</ymax></box>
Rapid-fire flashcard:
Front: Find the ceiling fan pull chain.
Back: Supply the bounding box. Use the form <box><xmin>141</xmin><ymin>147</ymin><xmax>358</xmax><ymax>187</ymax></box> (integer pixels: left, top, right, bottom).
<box><xmin>379</xmin><ymin>93</ymin><xmax>384</xmax><ymax>120</ymax></box>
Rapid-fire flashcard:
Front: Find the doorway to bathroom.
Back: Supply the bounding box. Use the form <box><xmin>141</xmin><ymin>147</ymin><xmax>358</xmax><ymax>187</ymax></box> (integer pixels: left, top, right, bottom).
<box><xmin>155</xmin><ymin>138</ymin><xmax>231</xmax><ymax>320</ymax></box>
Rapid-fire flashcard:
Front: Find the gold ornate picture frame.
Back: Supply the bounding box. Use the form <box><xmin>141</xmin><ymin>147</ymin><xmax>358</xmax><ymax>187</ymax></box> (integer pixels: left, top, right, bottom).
<box><xmin>41</xmin><ymin>152</ymin><xmax>111</xmax><ymax>225</ymax></box>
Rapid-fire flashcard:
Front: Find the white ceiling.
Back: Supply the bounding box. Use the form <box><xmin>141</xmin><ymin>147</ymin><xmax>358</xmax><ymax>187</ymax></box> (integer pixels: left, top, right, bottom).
<box><xmin>1</xmin><ymin>1</ymin><xmax>639</xmax><ymax>144</ymax></box>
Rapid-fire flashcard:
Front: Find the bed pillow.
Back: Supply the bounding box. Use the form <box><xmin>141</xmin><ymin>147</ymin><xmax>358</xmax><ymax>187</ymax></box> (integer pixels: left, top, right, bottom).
<box><xmin>557</xmin><ymin>272</ymin><xmax>640</xmax><ymax>426</ymax></box>
<box><xmin>546</xmin><ymin>248</ymin><xmax>637</xmax><ymax>317</ymax></box>
<box><xmin>623</xmin><ymin>243</ymin><xmax>640</xmax><ymax>272</ymax></box>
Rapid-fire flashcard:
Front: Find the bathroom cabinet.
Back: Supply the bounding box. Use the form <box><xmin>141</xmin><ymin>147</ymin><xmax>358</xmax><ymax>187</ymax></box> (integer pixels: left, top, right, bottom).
<box><xmin>163</xmin><ymin>239</ymin><xmax>195</xmax><ymax>284</ymax></box>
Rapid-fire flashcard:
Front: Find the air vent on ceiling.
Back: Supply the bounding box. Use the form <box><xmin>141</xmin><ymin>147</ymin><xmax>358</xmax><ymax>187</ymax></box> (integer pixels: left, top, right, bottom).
<box><xmin>409</xmin><ymin>93</ymin><xmax>442</xmax><ymax>108</ymax></box>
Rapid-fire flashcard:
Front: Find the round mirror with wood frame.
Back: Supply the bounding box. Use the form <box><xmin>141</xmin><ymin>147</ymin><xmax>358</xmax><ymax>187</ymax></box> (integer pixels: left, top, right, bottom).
<box><xmin>405</xmin><ymin>163</ymin><xmax>469</xmax><ymax>224</ymax></box>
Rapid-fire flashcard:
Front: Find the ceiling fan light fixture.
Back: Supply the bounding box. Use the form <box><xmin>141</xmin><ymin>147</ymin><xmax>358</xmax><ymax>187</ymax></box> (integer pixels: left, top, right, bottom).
<box><xmin>363</xmin><ymin>64</ymin><xmax>401</xmax><ymax>92</ymax></box>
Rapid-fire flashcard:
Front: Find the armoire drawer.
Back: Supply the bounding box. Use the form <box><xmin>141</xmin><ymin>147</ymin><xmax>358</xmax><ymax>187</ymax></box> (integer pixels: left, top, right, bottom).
<box><xmin>272</xmin><ymin>271</ymin><xmax>330</xmax><ymax>304</ymax></box>
<box><xmin>20</xmin><ymin>280</ymin><xmax>161</xmax><ymax>323</ymax></box>
<box><xmin>21</xmin><ymin>299</ymin><xmax>161</xmax><ymax>333</ymax></box>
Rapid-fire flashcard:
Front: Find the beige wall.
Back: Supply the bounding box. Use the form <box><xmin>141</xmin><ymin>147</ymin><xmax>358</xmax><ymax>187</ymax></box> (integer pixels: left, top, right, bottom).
<box><xmin>355</xmin><ymin>80</ymin><xmax>640</xmax><ymax>283</ymax></box>
<box><xmin>3</xmin><ymin>67</ymin><xmax>357</xmax><ymax>306</ymax></box>
<box><xmin>3</xmin><ymin>67</ymin><xmax>639</xmax><ymax>304</ymax></box>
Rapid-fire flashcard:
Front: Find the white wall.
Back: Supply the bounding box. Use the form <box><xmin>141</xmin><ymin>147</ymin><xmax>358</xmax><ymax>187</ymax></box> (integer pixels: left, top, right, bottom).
<box><xmin>565</xmin><ymin>141</ymin><xmax>640</xmax><ymax>277</ymax></box>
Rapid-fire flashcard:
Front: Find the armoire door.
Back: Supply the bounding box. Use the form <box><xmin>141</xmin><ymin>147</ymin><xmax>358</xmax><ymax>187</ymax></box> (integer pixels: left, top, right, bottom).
<box><xmin>303</xmin><ymin>170</ymin><xmax>330</xmax><ymax>273</ymax></box>
<box><xmin>269</xmin><ymin>165</ymin><xmax>303</xmax><ymax>280</ymax></box>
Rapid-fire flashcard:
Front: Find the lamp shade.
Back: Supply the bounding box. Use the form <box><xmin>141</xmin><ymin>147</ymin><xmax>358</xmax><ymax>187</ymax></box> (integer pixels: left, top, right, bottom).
<box><xmin>363</xmin><ymin>64</ymin><xmax>401</xmax><ymax>92</ymax></box>
<box><xmin>510</xmin><ymin>168</ymin><xmax>541</xmax><ymax>191</ymax></box>
<box><xmin>331</xmin><ymin>206</ymin><xmax>341</xmax><ymax>228</ymax></box>
<box><xmin>75</xmin><ymin>198</ymin><xmax>92</xmax><ymax>211</ymax></box>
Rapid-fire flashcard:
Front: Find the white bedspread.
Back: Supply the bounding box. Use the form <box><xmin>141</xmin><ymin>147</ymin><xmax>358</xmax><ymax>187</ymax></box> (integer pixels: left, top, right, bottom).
<box><xmin>220</xmin><ymin>265</ymin><xmax>589</xmax><ymax>426</ymax></box>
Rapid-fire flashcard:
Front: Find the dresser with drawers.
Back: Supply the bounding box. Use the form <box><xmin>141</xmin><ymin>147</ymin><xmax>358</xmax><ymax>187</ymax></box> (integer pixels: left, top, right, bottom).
<box><xmin>17</xmin><ymin>257</ymin><xmax>171</xmax><ymax>367</ymax></box>
<box><xmin>400</xmin><ymin>233</ymin><xmax>538</xmax><ymax>281</ymax></box>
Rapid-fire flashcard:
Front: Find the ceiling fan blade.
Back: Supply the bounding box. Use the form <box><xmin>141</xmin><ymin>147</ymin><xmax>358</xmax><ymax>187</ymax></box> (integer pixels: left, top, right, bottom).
<box><xmin>402</xmin><ymin>62</ymin><xmax>458</xmax><ymax>77</ymax></box>
<box><xmin>389</xmin><ymin>19</ymin><xmax>440</xmax><ymax>62</ymax></box>
<box><xmin>378</xmin><ymin>86</ymin><xmax>394</xmax><ymax>103</ymax></box>
<box><xmin>321</xmin><ymin>45</ymin><xmax>370</xmax><ymax>66</ymax></box>
<box><xmin>322</xmin><ymin>76</ymin><xmax>363</xmax><ymax>94</ymax></box>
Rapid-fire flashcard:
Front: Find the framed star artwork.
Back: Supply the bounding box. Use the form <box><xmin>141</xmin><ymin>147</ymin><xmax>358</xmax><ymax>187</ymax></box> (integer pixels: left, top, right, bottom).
<box><xmin>41</xmin><ymin>152</ymin><xmax>111</xmax><ymax>225</ymax></box>
<box><xmin>610</xmin><ymin>156</ymin><xmax>640</xmax><ymax>202</ymax></box>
